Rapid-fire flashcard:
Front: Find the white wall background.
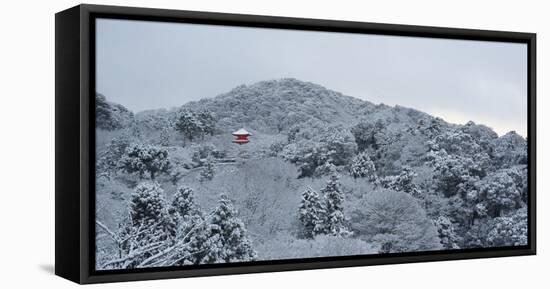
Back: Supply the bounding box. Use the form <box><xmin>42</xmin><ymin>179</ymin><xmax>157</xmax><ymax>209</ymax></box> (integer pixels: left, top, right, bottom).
<box><xmin>0</xmin><ymin>0</ymin><xmax>546</xmax><ymax>287</ymax></box>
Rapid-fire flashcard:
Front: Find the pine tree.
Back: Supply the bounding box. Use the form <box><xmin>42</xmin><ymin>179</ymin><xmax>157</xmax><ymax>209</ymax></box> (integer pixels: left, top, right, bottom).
<box><xmin>320</xmin><ymin>174</ymin><xmax>350</xmax><ymax>236</ymax></box>
<box><xmin>169</xmin><ymin>186</ymin><xmax>201</xmax><ymax>221</ymax></box>
<box><xmin>200</xmin><ymin>194</ymin><xmax>257</xmax><ymax>263</ymax></box>
<box><xmin>174</xmin><ymin>109</ymin><xmax>201</xmax><ymax>142</ymax></box>
<box><xmin>97</xmin><ymin>132</ymin><xmax>132</xmax><ymax>176</ymax></box>
<box><xmin>117</xmin><ymin>182</ymin><xmax>174</xmax><ymax>267</ymax></box>
<box><xmin>350</xmin><ymin>151</ymin><xmax>377</xmax><ymax>181</ymax></box>
<box><xmin>173</xmin><ymin>217</ymin><xmax>210</xmax><ymax>265</ymax></box>
<box><xmin>298</xmin><ymin>187</ymin><xmax>325</xmax><ymax>238</ymax></box>
<box><xmin>197</xmin><ymin>110</ymin><xmax>216</xmax><ymax>136</ymax></box>
<box><xmin>129</xmin><ymin>182</ymin><xmax>169</xmax><ymax>226</ymax></box>
<box><xmin>199</xmin><ymin>157</ymin><xmax>215</xmax><ymax>182</ymax></box>
<box><xmin>118</xmin><ymin>143</ymin><xmax>171</xmax><ymax>180</ymax></box>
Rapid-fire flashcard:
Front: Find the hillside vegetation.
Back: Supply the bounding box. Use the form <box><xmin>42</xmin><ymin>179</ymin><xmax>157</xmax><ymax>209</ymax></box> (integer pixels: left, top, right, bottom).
<box><xmin>95</xmin><ymin>78</ymin><xmax>527</xmax><ymax>269</ymax></box>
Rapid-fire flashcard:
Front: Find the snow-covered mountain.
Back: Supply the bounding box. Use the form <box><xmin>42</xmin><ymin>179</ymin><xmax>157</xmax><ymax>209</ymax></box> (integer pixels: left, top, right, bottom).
<box><xmin>104</xmin><ymin>78</ymin><xmax>526</xmax><ymax>176</ymax></box>
<box><xmin>94</xmin><ymin>78</ymin><xmax>529</xmax><ymax>269</ymax></box>
<box><xmin>96</xmin><ymin>93</ymin><xmax>134</xmax><ymax>130</ymax></box>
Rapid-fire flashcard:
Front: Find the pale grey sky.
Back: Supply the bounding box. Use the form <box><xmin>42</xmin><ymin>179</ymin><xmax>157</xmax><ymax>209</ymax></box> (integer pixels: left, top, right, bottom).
<box><xmin>96</xmin><ymin>18</ymin><xmax>527</xmax><ymax>136</ymax></box>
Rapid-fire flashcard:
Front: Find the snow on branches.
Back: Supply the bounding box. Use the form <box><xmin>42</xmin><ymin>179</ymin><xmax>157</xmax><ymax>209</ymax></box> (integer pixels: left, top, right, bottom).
<box><xmin>118</xmin><ymin>143</ymin><xmax>170</xmax><ymax>180</ymax></box>
<box><xmin>174</xmin><ymin>109</ymin><xmax>215</xmax><ymax>143</ymax></box>
<box><xmin>349</xmin><ymin>151</ymin><xmax>377</xmax><ymax>181</ymax></box>
<box><xmin>96</xmin><ymin>185</ymin><xmax>256</xmax><ymax>269</ymax></box>
<box><xmin>298</xmin><ymin>174</ymin><xmax>350</xmax><ymax>238</ymax></box>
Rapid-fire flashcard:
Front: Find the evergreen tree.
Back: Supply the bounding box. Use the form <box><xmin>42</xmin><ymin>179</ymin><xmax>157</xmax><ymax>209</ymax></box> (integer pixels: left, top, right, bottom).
<box><xmin>169</xmin><ymin>186</ymin><xmax>201</xmax><ymax>220</ymax></box>
<box><xmin>199</xmin><ymin>157</ymin><xmax>215</xmax><ymax>182</ymax></box>
<box><xmin>197</xmin><ymin>110</ymin><xmax>216</xmax><ymax>136</ymax></box>
<box><xmin>433</xmin><ymin>216</ymin><xmax>460</xmax><ymax>249</ymax></box>
<box><xmin>320</xmin><ymin>174</ymin><xmax>350</xmax><ymax>236</ymax></box>
<box><xmin>118</xmin><ymin>182</ymin><xmax>175</xmax><ymax>267</ymax></box>
<box><xmin>173</xmin><ymin>216</ymin><xmax>210</xmax><ymax>265</ymax></box>
<box><xmin>380</xmin><ymin>166</ymin><xmax>421</xmax><ymax>197</ymax></box>
<box><xmin>174</xmin><ymin>109</ymin><xmax>215</xmax><ymax>143</ymax></box>
<box><xmin>283</xmin><ymin>126</ymin><xmax>356</xmax><ymax>178</ymax></box>
<box><xmin>350</xmin><ymin>121</ymin><xmax>377</xmax><ymax>151</ymax></box>
<box><xmin>96</xmin><ymin>93</ymin><xmax>134</xmax><ymax>130</ymax></box>
<box><xmin>200</xmin><ymin>195</ymin><xmax>257</xmax><ymax>263</ymax></box>
<box><xmin>298</xmin><ymin>187</ymin><xmax>325</xmax><ymax>238</ymax></box>
<box><xmin>97</xmin><ymin>132</ymin><xmax>132</xmax><ymax>176</ymax></box>
<box><xmin>118</xmin><ymin>143</ymin><xmax>170</xmax><ymax>180</ymax></box>
<box><xmin>129</xmin><ymin>182</ymin><xmax>170</xmax><ymax>227</ymax></box>
<box><xmin>477</xmin><ymin>169</ymin><xmax>522</xmax><ymax>218</ymax></box>
<box><xmin>174</xmin><ymin>109</ymin><xmax>201</xmax><ymax>143</ymax></box>
<box><xmin>350</xmin><ymin>151</ymin><xmax>377</xmax><ymax>181</ymax></box>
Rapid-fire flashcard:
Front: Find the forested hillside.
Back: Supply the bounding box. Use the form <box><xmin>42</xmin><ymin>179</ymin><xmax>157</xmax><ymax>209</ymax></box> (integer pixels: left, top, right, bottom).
<box><xmin>95</xmin><ymin>78</ymin><xmax>528</xmax><ymax>269</ymax></box>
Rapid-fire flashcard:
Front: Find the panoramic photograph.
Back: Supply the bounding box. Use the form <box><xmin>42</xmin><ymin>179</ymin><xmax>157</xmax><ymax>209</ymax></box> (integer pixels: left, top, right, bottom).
<box><xmin>94</xmin><ymin>18</ymin><xmax>528</xmax><ymax>270</ymax></box>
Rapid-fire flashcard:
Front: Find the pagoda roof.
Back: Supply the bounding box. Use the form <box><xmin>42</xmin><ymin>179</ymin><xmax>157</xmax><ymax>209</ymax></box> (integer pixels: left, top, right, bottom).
<box><xmin>232</xmin><ymin>128</ymin><xmax>251</xmax><ymax>136</ymax></box>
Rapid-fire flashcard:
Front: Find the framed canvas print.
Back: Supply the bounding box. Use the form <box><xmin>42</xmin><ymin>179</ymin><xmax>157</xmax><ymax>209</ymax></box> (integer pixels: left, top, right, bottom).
<box><xmin>55</xmin><ymin>4</ymin><xmax>536</xmax><ymax>284</ymax></box>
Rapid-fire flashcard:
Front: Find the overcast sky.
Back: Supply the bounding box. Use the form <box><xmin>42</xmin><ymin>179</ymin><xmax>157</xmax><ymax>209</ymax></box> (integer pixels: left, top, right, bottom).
<box><xmin>96</xmin><ymin>18</ymin><xmax>527</xmax><ymax>136</ymax></box>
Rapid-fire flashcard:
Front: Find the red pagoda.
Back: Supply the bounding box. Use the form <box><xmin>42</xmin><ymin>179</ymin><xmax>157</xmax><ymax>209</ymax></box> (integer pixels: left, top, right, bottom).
<box><xmin>232</xmin><ymin>128</ymin><xmax>251</xmax><ymax>145</ymax></box>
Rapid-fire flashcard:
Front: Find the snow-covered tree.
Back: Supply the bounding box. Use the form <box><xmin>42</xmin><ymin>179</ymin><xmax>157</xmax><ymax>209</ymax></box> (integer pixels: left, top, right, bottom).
<box><xmin>96</xmin><ymin>93</ymin><xmax>134</xmax><ymax>130</ymax></box>
<box><xmin>492</xmin><ymin>131</ymin><xmax>527</xmax><ymax>168</ymax></box>
<box><xmin>351</xmin><ymin>189</ymin><xmax>441</xmax><ymax>253</ymax></box>
<box><xmin>427</xmin><ymin>126</ymin><xmax>493</xmax><ymax>175</ymax></box>
<box><xmin>118</xmin><ymin>143</ymin><xmax>170</xmax><ymax>180</ymax></box>
<box><xmin>319</xmin><ymin>174</ymin><xmax>350</xmax><ymax>236</ymax></box>
<box><xmin>197</xmin><ymin>110</ymin><xmax>216</xmax><ymax>136</ymax></box>
<box><xmin>322</xmin><ymin>127</ymin><xmax>358</xmax><ymax>167</ymax></box>
<box><xmin>433</xmin><ymin>216</ymin><xmax>460</xmax><ymax>249</ymax></box>
<box><xmin>477</xmin><ymin>170</ymin><xmax>522</xmax><ymax>218</ymax></box>
<box><xmin>200</xmin><ymin>195</ymin><xmax>257</xmax><ymax>263</ymax></box>
<box><xmin>351</xmin><ymin>121</ymin><xmax>380</xmax><ymax>151</ymax></box>
<box><xmin>96</xmin><ymin>216</ymin><xmax>169</xmax><ymax>269</ymax></box>
<box><xmin>460</xmin><ymin>121</ymin><xmax>498</xmax><ymax>153</ymax></box>
<box><xmin>287</xmin><ymin>126</ymin><xmax>301</xmax><ymax>142</ymax></box>
<box><xmin>372</xmin><ymin>233</ymin><xmax>401</xmax><ymax>254</ymax></box>
<box><xmin>169</xmin><ymin>186</ymin><xmax>201</xmax><ymax>221</ymax></box>
<box><xmin>129</xmin><ymin>182</ymin><xmax>170</xmax><ymax>227</ymax></box>
<box><xmin>462</xmin><ymin>207</ymin><xmax>528</xmax><ymax>249</ymax></box>
<box><xmin>97</xmin><ymin>132</ymin><xmax>132</xmax><ymax>176</ymax></box>
<box><xmin>379</xmin><ymin>166</ymin><xmax>421</xmax><ymax>197</ymax></box>
<box><xmin>298</xmin><ymin>187</ymin><xmax>325</xmax><ymax>238</ymax></box>
<box><xmin>429</xmin><ymin>128</ymin><xmax>483</xmax><ymax>156</ymax></box>
<box><xmin>199</xmin><ymin>157</ymin><xmax>215</xmax><ymax>182</ymax></box>
<box><xmin>174</xmin><ymin>109</ymin><xmax>202</xmax><ymax>142</ymax></box>
<box><xmin>283</xmin><ymin>126</ymin><xmax>356</xmax><ymax>178</ymax></box>
<box><xmin>503</xmin><ymin>165</ymin><xmax>528</xmax><ymax>203</ymax></box>
<box><xmin>416</xmin><ymin>117</ymin><xmax>445</xmax><ymax>139</ymax></box>
<box><xmin>486</xmin><ymin>208</ymin><xmax>528</xmax><ymax>247</ymax></box>
<box><xmin>428</xmin><ymin>151</ymin><xmax>483</xmax><ymax>197</ymax></box>
<box><xmin>159</xmin><ymin>127</ymin><xmax>171</xmax><ymax>146</ymax></box>
<box><xmin>101</xmin><ymin>182</ymin><xmax>175</xmax><ymax>268</ymax></box>
<box><xmin>174</xmin><ymin>109</ymin><xmax>215</xmax><ymax>143</ymax></box>
<box><xmin>167</xmin><ymin>188</ymin><xmax>208</xmax><ymax>266</ymax></box>
<box><xmin>350</xmin><ymin>151</ymin><xmax>377</xmax><ymax>181</ymax></box>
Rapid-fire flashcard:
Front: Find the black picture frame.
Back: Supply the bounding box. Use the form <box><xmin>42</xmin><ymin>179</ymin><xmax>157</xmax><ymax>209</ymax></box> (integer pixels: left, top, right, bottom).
<box><xmin>55</xmin><ymin>4</ymin><xmax>536</xmax><ymax>284</ymax></box>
